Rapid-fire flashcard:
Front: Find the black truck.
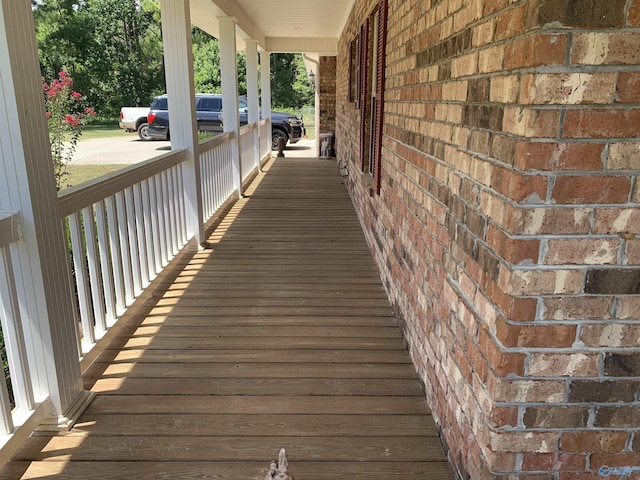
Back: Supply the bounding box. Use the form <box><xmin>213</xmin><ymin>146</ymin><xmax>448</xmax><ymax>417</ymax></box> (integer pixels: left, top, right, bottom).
<box><xmin>146</xmin><ymin>94</ymin><xmax>304</xmax><ymax>149</ymax></box>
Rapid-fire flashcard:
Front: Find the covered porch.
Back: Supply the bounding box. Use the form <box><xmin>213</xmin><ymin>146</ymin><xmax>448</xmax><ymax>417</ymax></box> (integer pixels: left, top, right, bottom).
<box><xmin>0</xmin><ymin>1</ymin><xmax>452</xmax><ymax>472</ymax></box>
<box><xmin>0</xmin><ymin>153</ymin><xmax>452</xmax><ymax>479</ymax></box>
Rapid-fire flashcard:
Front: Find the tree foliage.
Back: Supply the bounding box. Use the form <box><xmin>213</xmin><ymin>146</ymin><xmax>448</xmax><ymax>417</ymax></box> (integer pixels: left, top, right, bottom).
<box><xmin>191</xmin><ymin>27</ymin><xmax>247</xmax><ymax>96</ymax></box>
<box><xmin>270</xmin><ymin>53</ymin><xmax>313</xmax><ymax>110</ymax></box>
<box><xmin>34</xmin><ymin>0</ymin><xmax>164</xmax><ymax>117</ymax></box>
<box><xmin>33</xmin><ymin>3</ymin><xmax>313</xmax><ymax>117</ymax></box>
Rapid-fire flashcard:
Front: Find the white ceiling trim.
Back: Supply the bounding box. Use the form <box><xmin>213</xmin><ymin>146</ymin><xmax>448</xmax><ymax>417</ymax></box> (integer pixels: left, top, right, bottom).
<box><xmin>265</xmin><ymin>37</ymin><xmax>338</xmax><ymax>55</ymax></box>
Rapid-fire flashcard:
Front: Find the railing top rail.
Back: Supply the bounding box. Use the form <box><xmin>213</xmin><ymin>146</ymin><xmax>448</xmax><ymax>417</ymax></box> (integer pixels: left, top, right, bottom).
<box><xmin>259</xmin><ymin>118</ymin><xmax>269</xmax><ymax>127</ymax></box>
<box><xmin>240</xmin><ymin>123</ymin><xmax>258</xmax><ymax>136</ymax></box>
<box><xmin>57</xmin><ymin>149</ymin><xmax>188</xmax><ymax>218</ymax></box>
<box><xmin>197</xmin><ymin>131</ymin><xmax>234</xmax><ymax>155</ymax></box>
<box><xmin>0</xmin><ymin>212</ymin><xmax>22</xmax><ymax>248</ymax></box>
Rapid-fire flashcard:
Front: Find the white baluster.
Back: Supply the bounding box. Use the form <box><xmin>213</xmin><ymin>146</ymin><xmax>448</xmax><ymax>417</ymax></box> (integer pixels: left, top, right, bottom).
<box><xmin>81</xmin><ymin>206</ymin><xmax>106</xmax><ymax>337</ymax></box>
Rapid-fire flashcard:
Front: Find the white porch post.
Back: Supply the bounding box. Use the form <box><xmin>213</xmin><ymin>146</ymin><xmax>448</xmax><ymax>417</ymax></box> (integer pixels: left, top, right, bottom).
<box><xmin>245</xmin><ymin>39</ymin><xmax>260</xmax><ymax>171</ymax></box>
<box><xmin>159</xmin><ymin>0</ymin><xmax>204</xmax><ymax>246</ymax></box>
<box><xmin>0</xmin><ymin>0</ymin><xmax>92</xmax><ymax>424</ymax></box>
<box><xmin>218</xmin><ymin>16</ymin><xmax>243</xmax><ymax>198</ymax></box>
<box><xmin>260</xmin><ymin>51</ymin><xmax>272</xmax><ymax>123</ymax></box>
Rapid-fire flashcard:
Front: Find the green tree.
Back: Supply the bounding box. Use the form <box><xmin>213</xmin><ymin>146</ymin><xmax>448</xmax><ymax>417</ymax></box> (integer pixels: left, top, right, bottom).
<box><xmin>192</xmin><ymin>27</ymin><xmax>247</xmax><ymax>96</ymax></box>
<box><xmin>34</xmin><ymin>0</ymin><xmax>165</xmax><ymax>117</ymax></box>
<box><xmin>269</xmin><ymin>53</ymin><xmax>313</xmax><ymax>110</ymax></box>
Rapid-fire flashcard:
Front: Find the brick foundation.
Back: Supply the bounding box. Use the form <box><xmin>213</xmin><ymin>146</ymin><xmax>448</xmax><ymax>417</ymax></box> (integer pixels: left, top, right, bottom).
<box><xmin>335</xmin><ymin>0</ymin><xmax>640</xmax><ymax>478</ymax></box>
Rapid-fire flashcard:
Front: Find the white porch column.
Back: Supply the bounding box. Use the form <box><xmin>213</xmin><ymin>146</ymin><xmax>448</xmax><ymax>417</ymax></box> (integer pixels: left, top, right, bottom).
<box><xmin>159</xmin><ymin>0</ymin><xmax>204</xmax><ymax>246</ymax></box>
<box><xmin>245</xmin><ymin>39</ymin><xmax>260</xmax><ymax>171</ymax></box>
<box><xmin>218</xmin><ymin>16</ymin><xmax>243</xmax><ymax>198</ymax></box>
<box><xmin>0</xmin><ymin>0</ymin><xmax>92</xmax><ymax>424</ymax></box>
<box><xmin>260</xmin><ymin>51</ymin><xmax>272</xmax><ymax>122</ymax></box>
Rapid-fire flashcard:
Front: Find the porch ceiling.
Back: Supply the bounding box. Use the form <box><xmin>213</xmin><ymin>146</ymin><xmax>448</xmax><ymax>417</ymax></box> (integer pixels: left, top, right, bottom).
<box><xmin>189</xmin><ymin>0</ymin><xmax>354</xmax><ymax>54</ymax></box>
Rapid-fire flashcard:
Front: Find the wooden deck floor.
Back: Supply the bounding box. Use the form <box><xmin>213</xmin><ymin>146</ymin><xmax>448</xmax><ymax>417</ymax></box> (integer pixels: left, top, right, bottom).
<box><xmin>0</xmin><ymin>156</ymin><xmax>453</xmax><ymax>479</ymax></box>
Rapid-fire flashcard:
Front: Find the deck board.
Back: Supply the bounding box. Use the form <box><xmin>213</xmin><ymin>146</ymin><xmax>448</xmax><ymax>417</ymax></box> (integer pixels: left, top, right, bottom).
<box><xmin>0</xmin><ymin>156</ymin><xmax>452</xmax><ymax>479</ymax></box>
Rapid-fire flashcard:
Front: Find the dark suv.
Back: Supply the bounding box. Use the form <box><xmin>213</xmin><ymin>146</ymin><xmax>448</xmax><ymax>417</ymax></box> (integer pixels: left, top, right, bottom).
<box><xmin>146</xmin><ymin>94</ymin><xmax>303</xmax><ymax>148</ymax></box>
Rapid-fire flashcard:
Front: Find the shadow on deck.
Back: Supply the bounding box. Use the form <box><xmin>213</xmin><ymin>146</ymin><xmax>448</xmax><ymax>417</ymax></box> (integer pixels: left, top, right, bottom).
<box><xmin>0</xmin><ymin>152</ymin><xmax>453</xmax><ymax>479</ymax></box>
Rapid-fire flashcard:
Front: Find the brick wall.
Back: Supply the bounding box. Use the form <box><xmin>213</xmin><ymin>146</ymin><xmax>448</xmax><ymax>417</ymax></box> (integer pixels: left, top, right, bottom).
<box><xmin>319</xmin><ymin>56</ymin><xmax>337</xmax><ymax>136</ymax></box>
<box><xmin>335</xmin><ymin>0</ymin><xmax>640</xmax><ymax>478</ymax></box>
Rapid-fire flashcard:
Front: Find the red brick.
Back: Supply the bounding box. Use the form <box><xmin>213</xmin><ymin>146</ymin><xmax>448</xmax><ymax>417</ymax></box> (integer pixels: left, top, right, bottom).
<box><xmin>607</xmin><ymin>142</ymin><xmax>640</xmax><ymax>170</ymax></box>
<box><xmin>581</xmin><ymin>323</ymin><xmax>640</xmax><ymax>348</ymax></box>
<box><xmin>522</xmin><ymin>452</ymin><xmax>554</xmax><ymax>471</ymax></box>
<box><xmin>618</xmin><ymin>294</ymin><xmax>640</xmax><ymax>319</ymax></box>
<box><xmin>563</xmin><ymin>109</ymin><xmax>640</xmax><ymax>139</ymax></box>
<box><xmin>594</xmin><ymin>208</ymin><xmax>640</xmax><ymax>234</ymax></box>
<box><xmin>523</xmin><ymin>406</ymin><xmax>589</xmax><ymax>428</ymax></box>
<box><xmin>488</xmin><ymin>377</ymin><xmax>566</xmax><ymax>403</ymax></box>
<box><xmin>554</xmin><ymin>454</ymin><xmax>588</xmax><ymax>472</ymax></box>
<box><xmin>552</xmin><ymin>176</ymin><xmax>631</xmax><ymax>204</ymax></box>
<box><xmin>494</xmin><ymin>4</ymin><xmax>526</xmax><ymax>41</ymax></box>
<box><xmin>616</xmin><ymin>72</ymin><xmax>640</xmax><ymax>102</ymax></box>
<box><xmin>510</xmin><ymin>207</ymin><xmax>592</xmax><ymax>235</ymax></box>
<box><xmin>625</xmin><ymin>238</ymin><xmax>640</xmax><ymax>265</ymax></box>
<box><xmin>478</xmin><ymin>326</ymin><xmax>526</xmax><ymax>376</ymax></box>
<box><xmin>486</xmin><ymin>278</ymin><xmax>538</xmax><ymax>322</ymax></box>
<box><xmin>562</xmin><ymin>431</ymin><xmax>629</xmax><ymax>453</ymax></box>
<box><xmin>514</xmin><ymin>142</ymin><xmax>604</xmax><ymax>171</ymax></box>
<box><xmin>521</xmin><ymin>73</ymin><xmax>616</xmax><ymax>105</ymax></box>
<box><xmin>629</xmin><ymin>0</ymin><xmax>640</xmax><ymax>26</ymax></box>
<box><xmin>491</xmin><ymin>169</ymin><xmax>548</xmax><ymax>204</ymax></box>
<box><xmin>591</xmin><ymin>453</ymin><xmax>640</xmax><ymax>471</ymax></box>
<box><xmin>484</xmin><ymin>0</ymin><xmax>508</xmax><ymax>16</ymax></box>
<box><xmin>543</xmin><ymin>296</ymin><xmax>613</xmax><ymax>320</ymax></box>
<box><xmin>486</xmin><ymin>225</ymin><xmax>539</xmax><ymax>265</ymax></box>
<box><xmin>503</xmin><ymin>108</ymin><xmax>561</xmax><ymax>138</ymax></box>
<box><xmin>487</xmin><ymin>404</ymin><xmax>519</xmax><ymax>429</ymax></box>
<box><xmin>529</xmin><ymin>353</ymin><xmax>600</xmax><ymax>377</ymax></box>
<box><xmin>544</xmin><ymin>238</ymin><xmax>620</xmax><ymax>265</ymax></box>
<box><xmin>572</xmin><ymin>32</ymin><xmax>640</xmax><ymax>65</ymax></box>
<box><xmin>496</xmin><ymin>319</ymin><xmax>577</xmax><ymax>348</ymax></box>
<box><xmin>504</xmin><ymin>33</ymin><xmax>566</xmax><ymax>70</ymax></box>
<box><xmin>499</xmin><ymin>267</ymin><xmax>584</xmax><ymax>295</ymax></box>
<box><xmin>521</xmin><ymin>452</ymin><xmax>587</xmax><ymax>472</ymax></box>
<box><xmin>488</xmin><ymin>430</ymin><xmax>559</xmax><ymax>453</ymax></box>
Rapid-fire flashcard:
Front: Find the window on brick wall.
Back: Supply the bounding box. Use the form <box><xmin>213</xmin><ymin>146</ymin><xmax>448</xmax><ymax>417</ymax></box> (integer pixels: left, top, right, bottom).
<box><xmin>357</xmin><ymin>0</ymin><xmax>388</xmax><ymax>192</ymax></box>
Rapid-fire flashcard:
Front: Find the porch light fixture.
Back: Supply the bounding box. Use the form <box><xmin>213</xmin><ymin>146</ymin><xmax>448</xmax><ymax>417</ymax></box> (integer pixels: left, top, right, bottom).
<box><xmin>308</xmin><ymin>70</ymin><xmax>316</xmax><ymax>93</ymax></box>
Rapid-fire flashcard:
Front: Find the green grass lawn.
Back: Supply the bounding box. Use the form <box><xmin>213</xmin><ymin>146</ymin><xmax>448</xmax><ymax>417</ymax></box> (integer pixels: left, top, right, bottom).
<box><xmin>64</xmin><ymin>164</ymin><xmax>129</xmax><ymax>188</ymax></box>
<box><xmin>79</xmin><ymin>124</ymin><xmax>127</xmax><ymax>141</ymax></box>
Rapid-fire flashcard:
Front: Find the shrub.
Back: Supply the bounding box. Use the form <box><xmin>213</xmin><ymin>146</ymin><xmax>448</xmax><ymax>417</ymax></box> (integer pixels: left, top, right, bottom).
<box><xmin>42</xmin><ymin>71</ymin><xmax>95</xmax><ymax>190</ymax></box>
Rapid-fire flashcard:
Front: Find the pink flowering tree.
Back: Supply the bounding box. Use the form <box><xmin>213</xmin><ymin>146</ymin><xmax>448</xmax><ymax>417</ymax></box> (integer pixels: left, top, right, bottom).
<box><xmin>42</xmin><ymin>71</ymin><xmax>95</xmax><ymax>190</ymax></box>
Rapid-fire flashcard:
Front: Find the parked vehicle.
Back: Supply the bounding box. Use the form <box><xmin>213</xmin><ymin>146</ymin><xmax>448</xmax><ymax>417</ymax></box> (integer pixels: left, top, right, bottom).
<box><xmin>118</xmin><ymin>106</ymin><xmax>152</xmax><ymax>141</ymax></box>
<box><xmin>146</xmin><ymin>94</ymin><xmax>304</xmax><ymax>148</ymax></box>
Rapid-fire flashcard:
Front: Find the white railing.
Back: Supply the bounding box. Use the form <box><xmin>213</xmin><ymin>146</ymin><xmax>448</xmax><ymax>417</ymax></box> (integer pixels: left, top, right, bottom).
<box><xmin>260</xmin><ymin>118</ymin><xmax>272</xmax><ymax>162</ymax></box>
<box><xmin>58</xmin><ymin>149</ymin><xmax>189</xmax><ymax>354</ymax></box>
<box><xmin>0</xmin><ymin>212</ymin><xmax>36</xmax><ymax>435</ymax></box>
<box><xmin>198</xmin><ymin>132</ymin><xmax>236</xmax><ymax>221</ymax></box>
<box><xmin>240</xmin><ymin>123</ymin><xmax>258</xmax><ymax>182</ymax></box>
<box><xmin>0</xmin><ymin>128</ymin><xmax>258</xmax><ymax>454</ymax></box>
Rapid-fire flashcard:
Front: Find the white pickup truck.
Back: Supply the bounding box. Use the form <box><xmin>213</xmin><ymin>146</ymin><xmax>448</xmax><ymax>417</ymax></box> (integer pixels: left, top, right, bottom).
<box><xmin>119</xmin><ymin>106</ymin><xmax>151</xmax><ymax>141</ymax></box>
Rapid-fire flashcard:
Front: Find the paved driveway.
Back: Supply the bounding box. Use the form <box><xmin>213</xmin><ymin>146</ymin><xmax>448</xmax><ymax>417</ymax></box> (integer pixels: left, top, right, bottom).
<box><xmin>72</xmin><ymin>134</ymin><xmax>171</xmax><ymax>165</ymax></box>
<box><xmin>71</xmin><ymin>135</ymin><xmax>318</xmax><ymax>165</ymax></box>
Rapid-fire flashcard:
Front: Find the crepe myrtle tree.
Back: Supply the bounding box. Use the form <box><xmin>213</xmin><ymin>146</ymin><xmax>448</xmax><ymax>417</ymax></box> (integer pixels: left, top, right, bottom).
<box><xmin>42</xmin><ymin>70</ymin><xmax>95</xmax><ymax>190</ymax></box>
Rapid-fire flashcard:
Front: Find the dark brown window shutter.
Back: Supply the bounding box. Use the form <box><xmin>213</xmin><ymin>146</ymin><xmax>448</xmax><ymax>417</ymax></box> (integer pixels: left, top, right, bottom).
<box><xmin>358</xmin><ymin>19</ymin><xmax>369</xmax><ymax>171</ymax></box>
<box><xmin>348</xmin><ymin>40</ymin><xmax>354</xmax><ymax>103</ymax></box>
<box><xmin>372</xmin><ymin>0</ymin><xmax>388</xmax><ymax>194</ymax></box>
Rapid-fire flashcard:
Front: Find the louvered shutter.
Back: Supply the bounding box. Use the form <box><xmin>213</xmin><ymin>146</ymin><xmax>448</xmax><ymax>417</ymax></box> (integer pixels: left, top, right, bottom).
<box><xmin>358</xmin><ymin>19</ymin><xmax>369</xmax><ymax>171</ymax></box>
<box><xmin>348</xmin><ymin>40</ymin><xmax>354</xmax><ymax>103</ymax></box>
<box><xmin>372</xmin><ymin>0</ymin><xmax>388</xmax><ymax>194</ymax></box>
